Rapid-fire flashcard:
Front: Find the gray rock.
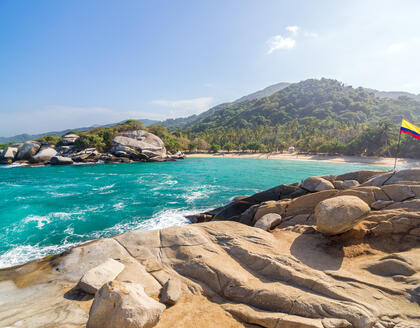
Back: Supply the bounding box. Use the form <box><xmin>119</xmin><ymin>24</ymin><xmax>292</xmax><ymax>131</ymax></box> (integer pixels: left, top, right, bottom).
<box><xmin>61</xmin><ymin>134</ymin><xmax>79</xmax><ymax>145</ymax></box>
<box><xmin>254</xmin><ymin>213</ymin><xmax>282</xmax><ymax>231</ymax></box>
<box><xmin>301</xmin><ymin>176</ymin><xmax>334</xmax><ymax>192</ymax></box>
<box><xmin>315</xmin><ymin>196</ymin><xmax>370</xmax><ymax>235</ymax></box>
<box><xmin>113</xmin><ymin>130</ymin><xmax>166</xmax><ymax>155</ymax></box>
<box><xmin>371</xmin><ymin>200</ymin><xmax>394</xmax><ymax>210</ymax></box>
<box><xmin>0</xmin><ymin>146</ymin><xmax>19</xmax><ymax>163</ymax></box>
<box><xmin>342</xmin><ymin>180</ymin><xmax>360</xmax><ymax>189</ymax></box>
<box><xmin>87</xmin><ymin>280</ymin><xmax>165</xmax><ymax>328</ymax></box>
<box><xmin>30</xmin><ymin>147</ymin><xmax>57</xmax><ymax>163</ymax></box>
<box><xmin>78</xmin><ymin>258</ymin><xmax>125</xmax><ymax>294</ymax></box>
<box><xmin>160</xmin><ymin>277</ymin><xmax>181</xmax><ymax>305</ymax></box>
<box><xmin>50</xmin><ymin>156</ymin><xmax>74</xmax><ymax>165</ymax></box>
<box><xmin>381</xmin><ymin>184</ymin><xmax>415</xmax><ymax>202</ymax></box>
<box><xmin>16</xmin><ymin>141</ymin><xmax>41</xmax><ymax>161</ymax></box>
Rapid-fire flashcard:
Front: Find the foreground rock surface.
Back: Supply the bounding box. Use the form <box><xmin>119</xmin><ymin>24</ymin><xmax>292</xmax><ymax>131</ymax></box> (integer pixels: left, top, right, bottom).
<box><xmin>87</xmin><ymin>280</ymin><xmax>165</xmax><ymax>328</ymax></box>
<box><xmin>0</xmin><ymin>169</ymin><xmax>420</xmax><ymax>328</ymax></box>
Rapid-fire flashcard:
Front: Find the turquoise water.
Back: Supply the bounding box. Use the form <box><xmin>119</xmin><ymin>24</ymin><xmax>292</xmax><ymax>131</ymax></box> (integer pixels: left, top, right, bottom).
<box><xmin>0</xmin><ymin>158</ymin><xmax>388</xmax><ymax>268</ymax></box>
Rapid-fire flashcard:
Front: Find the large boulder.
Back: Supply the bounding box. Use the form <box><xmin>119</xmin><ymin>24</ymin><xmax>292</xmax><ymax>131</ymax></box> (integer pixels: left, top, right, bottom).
<box><xmin>30</xmin><ymin>147</ymin><xmax>57</xmax><ymax>163</ymax></box>
<box><xmin>315</xmin><ymin>195</ymin><xmax>370</xmax><ymax>235</ymax></box>
<box><xmin>16</xmin><ymin>141</ymin><xmax>41</xmax><ymax>161</ymax></box>
<box><xmin>78</xmin><ymin>258</ymin><xmax>125</xmax><ymax>294</ymax></box>
<box><xmin>87</xmin><ymin>280</ymin><xmax>165</xmax><ymax>328</ymax></box>
<box><xmin>301</xmin><ymin>177</ymin><xmax>334</xmax><ymax>192</ymax></box>
<box><xmin>50</xmin><ymin>156</ymin><xmax>74</xmax><ymax>165</ymax></box>
<box><xmin>0</xmin><ymin>146</ymin><xmax>19</xmax><ymax>163</ymax></box>
<box><xmin>61</xmin><ymin>134</ymin><xmax>79</xmax><ymax>145</ymax></box>
<box><xmin>363</xmin><ymin>168</ymin><xmax>420</xmax><ymax>186</ymax></box>
<box><xmin>112</xmin><ymin>130</ymin><xmax>166</xmax><ymax>159</ymax></box>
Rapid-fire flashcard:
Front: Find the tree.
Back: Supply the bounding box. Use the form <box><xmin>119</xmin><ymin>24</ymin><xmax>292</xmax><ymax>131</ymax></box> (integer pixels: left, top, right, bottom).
<box><xmin>210</xmin><ymin>144</ymin><xmax>221</xmax><ymax>153</ymax></box>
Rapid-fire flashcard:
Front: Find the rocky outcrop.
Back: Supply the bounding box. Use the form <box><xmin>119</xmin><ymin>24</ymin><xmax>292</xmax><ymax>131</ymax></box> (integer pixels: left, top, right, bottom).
<box><xmin>16</xmin><ymin>141</ymin><xmax>41</xmax><ymax>161</ymax></box>
<box><xmin>0</xmin><ymin>146</ymin><xmax>19</xmax><ymax>164</ymax></box>
<box><xmin>0</xmin><ymin>130</ymin><xmax>184</xmax><ymax>166</ymax></box>
<box><xmin>87</xmin><ymin>280</ymin><xmax>165</xmax><ymax>328</ymax></box>
<box><xmin>1</xmin><ymin>168</ymin><xmax>419</xmax><ymax>328</ymax></box>
<box><xmin>315</xmin><ymin>196</ymin><xmax>371</xmax><ymax>235</ymax></box>
<box><xmin>301</xmin><ymin>176</ymin><xmax>335</xmax><ymax>192</ymax></box>
<box><xmin>111</xmin><ymin>130</ymin><xmax>168</xmax><ymax>161</ymax></box>
<box><xmin>30</xmin><ymin>147</ymin><xmax>57</xmax><ymax>163</ymax></box>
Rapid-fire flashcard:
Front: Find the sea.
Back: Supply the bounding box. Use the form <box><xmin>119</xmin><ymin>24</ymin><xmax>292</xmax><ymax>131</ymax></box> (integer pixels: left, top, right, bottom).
<box><xmin>0</xmin><ymin>157</ymin><xmax>389</xmax><ymax>268</ymax></box>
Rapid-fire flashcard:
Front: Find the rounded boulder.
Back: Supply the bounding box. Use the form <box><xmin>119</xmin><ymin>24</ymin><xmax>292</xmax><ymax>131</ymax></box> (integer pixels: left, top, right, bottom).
<box><xmin>315</xmin><ymin>195</ymin><xmax>370</xmax><ymax>235</ymax></box>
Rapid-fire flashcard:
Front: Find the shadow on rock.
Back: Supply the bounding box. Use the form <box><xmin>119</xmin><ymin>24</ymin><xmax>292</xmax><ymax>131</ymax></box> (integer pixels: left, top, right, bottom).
<box><xmin>290</xmin><ymin>233</ymin><xmax>344</xmax><ymax>271</ymax></box>
<box><xmin>64</xmin><ymin>286</ymin><xmax>94</xmax><ymax>301</ymax></box>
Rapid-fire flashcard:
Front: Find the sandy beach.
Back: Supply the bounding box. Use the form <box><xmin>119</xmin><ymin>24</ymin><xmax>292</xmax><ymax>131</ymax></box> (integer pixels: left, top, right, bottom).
<box><xmin>186</xmin><ymin>152</ymin><xmax>420</xmax><ymax>168</ymax></box>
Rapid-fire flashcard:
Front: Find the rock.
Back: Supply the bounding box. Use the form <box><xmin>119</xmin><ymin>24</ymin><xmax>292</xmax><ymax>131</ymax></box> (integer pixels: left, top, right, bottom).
<box><xmin>61</xmin><ymin>134</ymin><xmax>79</xmax><ymax>145</ymax></box>
<box><xmin>286</xmin><ymin>190</ymin><xmax>339</xmax><ymax>217</ymax></box>
<box><xmin>382</xmin><ymin>184</ymin><xmax>415</xmax><ymax>202</ymax></box>
<box><xmin>16</xmin><ymin>141</ymin><xmax>41</xmax><ymax>160</ymax></box>
<box><xmin>50</xmin><ymin>156</ymin><xmax>74</xmax><ymax>165</ymax></box>
<box><xmin>342</xmin><ymin>180</ymin><xmax>360</xmax><ymax>189</ymax></box>
<box><xmin>301</xmin><ymin>176</ymin><xmax>335</xmax><ymax>192</ymax></box>
<box><xmin>394</xmin><ymin>322</ymin><xmax>420</xmax><ymax>328</ymax></box>
<box><xmin>160</xmin><ymin>277</ymin><xmax>181</xmax><ymax>305</ymax></box>
<box><xmin>0</xmin><ymin>146</ymin><xmax>18</xmax><ymax>163</ymax></box>
<box><xmin>365</xmin><ymin>259</ymin><xmax>416</xmax><ymax>277</ymax></box>
<box><xmin>254</xmin><ymin>213</ymin><xmax>282</xmax><ymax>231</ymax></box>
<box><xmin>371</xmin><ymin>200</ymin><xmax>394</xmax><ymax>210</ymax></box>
<box><xmin>364</xmin><ymin>168</ymin><xmax>420</xmax><ymax>186</ymax></box>
<box><xmin>333</xmin><ymin>180</ymin><xmax>344</xmax><ymax>189</ymax></box>
<box><xmin>77</xmin><ymin>258</ymin><xmax>125</xmax><ymax>294</ymax></box>
<box><xmin>30</xmin><ymin>147</ymin><xmax>57</xmax><ymax>163</ymax></box>
<box><xmin>315</xmin><ymin>195</ymin><xmax>370</xmax><ymax>235</ymax></box>
<box><xmin>87</xmin><ymin>280</ymin><xmax>165</xmax><ymax>328</ymax></box>
<box><xmin>337</xmin><ymin>170</ymin><xmax>386</xmax><ymax>184</ymax></box>
<box><xmin>112</xmin><ymin>130</ymin><xmax>166</xmax><ymax>158</ymax></box>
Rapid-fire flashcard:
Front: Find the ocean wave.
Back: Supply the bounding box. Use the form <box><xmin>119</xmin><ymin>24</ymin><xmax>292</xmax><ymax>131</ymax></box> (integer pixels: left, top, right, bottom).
<box><xmin>181</xmin><ymin>185</ymin><xmax>217</xmax><ymax>203</ymax></box>
<box><xmin>24</xmin><ymin>215</ymin><xmax>51</xmax><ymax>229</ymax></box>
<box><xmin>0</xmin><ymin>162</ymin><xmax>28</xmax><ymax>169</ymax></box>
<box><xmin>0</xmin><ymin>242</ymin><xmax>80</xmax><ymax>269</ymax></box>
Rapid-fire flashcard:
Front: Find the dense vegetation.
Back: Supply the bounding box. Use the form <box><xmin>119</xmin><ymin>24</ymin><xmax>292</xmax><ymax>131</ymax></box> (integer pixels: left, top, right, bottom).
<box><xmin>2</xmin><ymin>79</ymin><xmax>420</xmax><ymax>159</ymax></box>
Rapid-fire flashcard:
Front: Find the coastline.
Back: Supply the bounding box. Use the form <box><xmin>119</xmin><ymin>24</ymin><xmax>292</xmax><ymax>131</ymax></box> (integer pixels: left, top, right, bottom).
<box><xmin>186</xmin><ymin>152</ymin><xmax>420</xmax><ymax>167</ymax></box>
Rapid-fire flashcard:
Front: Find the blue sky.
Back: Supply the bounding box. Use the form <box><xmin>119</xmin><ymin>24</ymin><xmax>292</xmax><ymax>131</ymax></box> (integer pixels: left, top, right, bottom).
<box><xmin>1</xmin><ymin>0</ymin><xmax>420</xmax><ymax>136</ymax></box>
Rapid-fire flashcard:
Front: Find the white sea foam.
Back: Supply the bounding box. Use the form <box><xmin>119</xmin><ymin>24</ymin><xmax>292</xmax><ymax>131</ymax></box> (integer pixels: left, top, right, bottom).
<box><xmin>24</xmin><ymin>215</ymin><xmax>51</xmax><ymax>229</ymax></box>
<box><xmin>0</xmin><ymin>162</ymin><xmax>28</xmax><ymax>169</ymax></box>
<box><xmin>0</xmin><ymin>242</ymin><xmax>80</xmax><ymax>269</ymax></box>
<box><xmin>113</xmin><ymin>202</ymin><xmax>125</xmax><ymax>210</ymax></box>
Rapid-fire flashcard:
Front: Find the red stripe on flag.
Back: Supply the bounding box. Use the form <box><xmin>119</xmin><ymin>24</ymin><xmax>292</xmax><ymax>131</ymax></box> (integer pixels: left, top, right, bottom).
<box><xmin>401</xmin><ymin>129</ymin><xmax>420</xmax><ymax>140</ymax></box>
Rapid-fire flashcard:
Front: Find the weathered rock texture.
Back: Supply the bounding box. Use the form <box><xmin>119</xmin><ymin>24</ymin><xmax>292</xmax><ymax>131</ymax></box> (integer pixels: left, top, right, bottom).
<box><xmin>87</xmin><ymin>280</ymin><xmax>165</xmax><ymax>328</ymax></box>
<box><xmin>0</xmin><ymin>169</ymin><xmax>419</xmax><ymax>328</ymax></box>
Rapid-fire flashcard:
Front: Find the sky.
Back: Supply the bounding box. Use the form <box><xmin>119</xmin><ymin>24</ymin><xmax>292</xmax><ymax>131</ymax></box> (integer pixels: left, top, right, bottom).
<box><xmin>1</xmin><ymin>0</ymin><xmax>420</xmax><ymax>136</ymax></box>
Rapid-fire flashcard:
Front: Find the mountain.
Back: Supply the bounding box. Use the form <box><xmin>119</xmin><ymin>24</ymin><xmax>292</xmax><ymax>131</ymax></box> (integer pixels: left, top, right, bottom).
<box><xmin>184</xmin><ymin>78</ymin><xmax>420</xmax><ymax>132</ymax></box>
<box><xmin>233</xmin><ymin>82</ymin><xmax>291</xmax><ymax>103</ymax></box>
<box><xmin>0</xmin><ymin>119</ymin><xmax>158</xmax><ymax>144</ymax></box>
<box><xmin>159</xmin><ymin>83</ymin><xmax>291</xmax><ymax>130</ymax></box>
<box><xmin>365</xmin><ymin>88</ymin><xmax>420</xmax><ymax>101</ymax></box>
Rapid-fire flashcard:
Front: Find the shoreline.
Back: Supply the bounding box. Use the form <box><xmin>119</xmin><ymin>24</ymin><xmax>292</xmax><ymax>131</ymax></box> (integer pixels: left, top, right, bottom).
<box><xmin>186</xmin><ymin>152</ymin><xmax>420</xmax><ymax>167</ymax></box>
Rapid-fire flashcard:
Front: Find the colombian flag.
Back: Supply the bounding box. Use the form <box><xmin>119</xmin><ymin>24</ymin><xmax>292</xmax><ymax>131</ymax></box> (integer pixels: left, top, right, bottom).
<box><xmin>400</xmin><ymin>119</ymin><xmax>420</xmax><ymax>140</ymax></box>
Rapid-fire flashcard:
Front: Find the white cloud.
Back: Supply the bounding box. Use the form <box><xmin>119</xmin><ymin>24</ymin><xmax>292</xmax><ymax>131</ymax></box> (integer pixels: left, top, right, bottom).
<box><xmin>149</xmin><ymin>97</ymin><xmax>214</xmax><ymax>116</ymax></box>
<box><xmin>286</xmin><ymin>25</ymin><xmax>300</xmax><ymax>35</ymax></box>
<box><xmin>387</xmin><ymin>43</ymin><xmax>404</xmax><ymax>54</ymax></box>
<box><xmin>0</xmin><ymin>106</ymin><xmax>165</xmax><ymax>137</ymax></box>
<box><xmin>266</xmin><ymin>35</ymin><xmax>296</xmax><ymax>54</ymax></box>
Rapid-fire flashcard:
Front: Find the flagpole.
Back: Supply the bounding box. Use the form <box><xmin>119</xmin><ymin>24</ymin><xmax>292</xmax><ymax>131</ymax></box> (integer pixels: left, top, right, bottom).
<box><xmin>393</xmin><ymin>131</ymin><xmax>401</xmax><ymax>171</ymax></box>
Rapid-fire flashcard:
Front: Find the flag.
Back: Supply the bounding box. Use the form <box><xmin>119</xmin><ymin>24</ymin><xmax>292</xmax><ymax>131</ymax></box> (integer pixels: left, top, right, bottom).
<box><xmin>400</xmin><ymin>119</ymin><xmax>420</xmax><ymax>140</ymax></box>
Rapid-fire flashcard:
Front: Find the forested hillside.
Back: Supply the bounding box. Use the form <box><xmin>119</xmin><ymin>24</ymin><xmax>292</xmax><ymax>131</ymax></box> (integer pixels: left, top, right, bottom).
<box><xmin>177</xmin><ymin>79</ymin><xmax>420</xmax><ymax>157</ymax></box>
